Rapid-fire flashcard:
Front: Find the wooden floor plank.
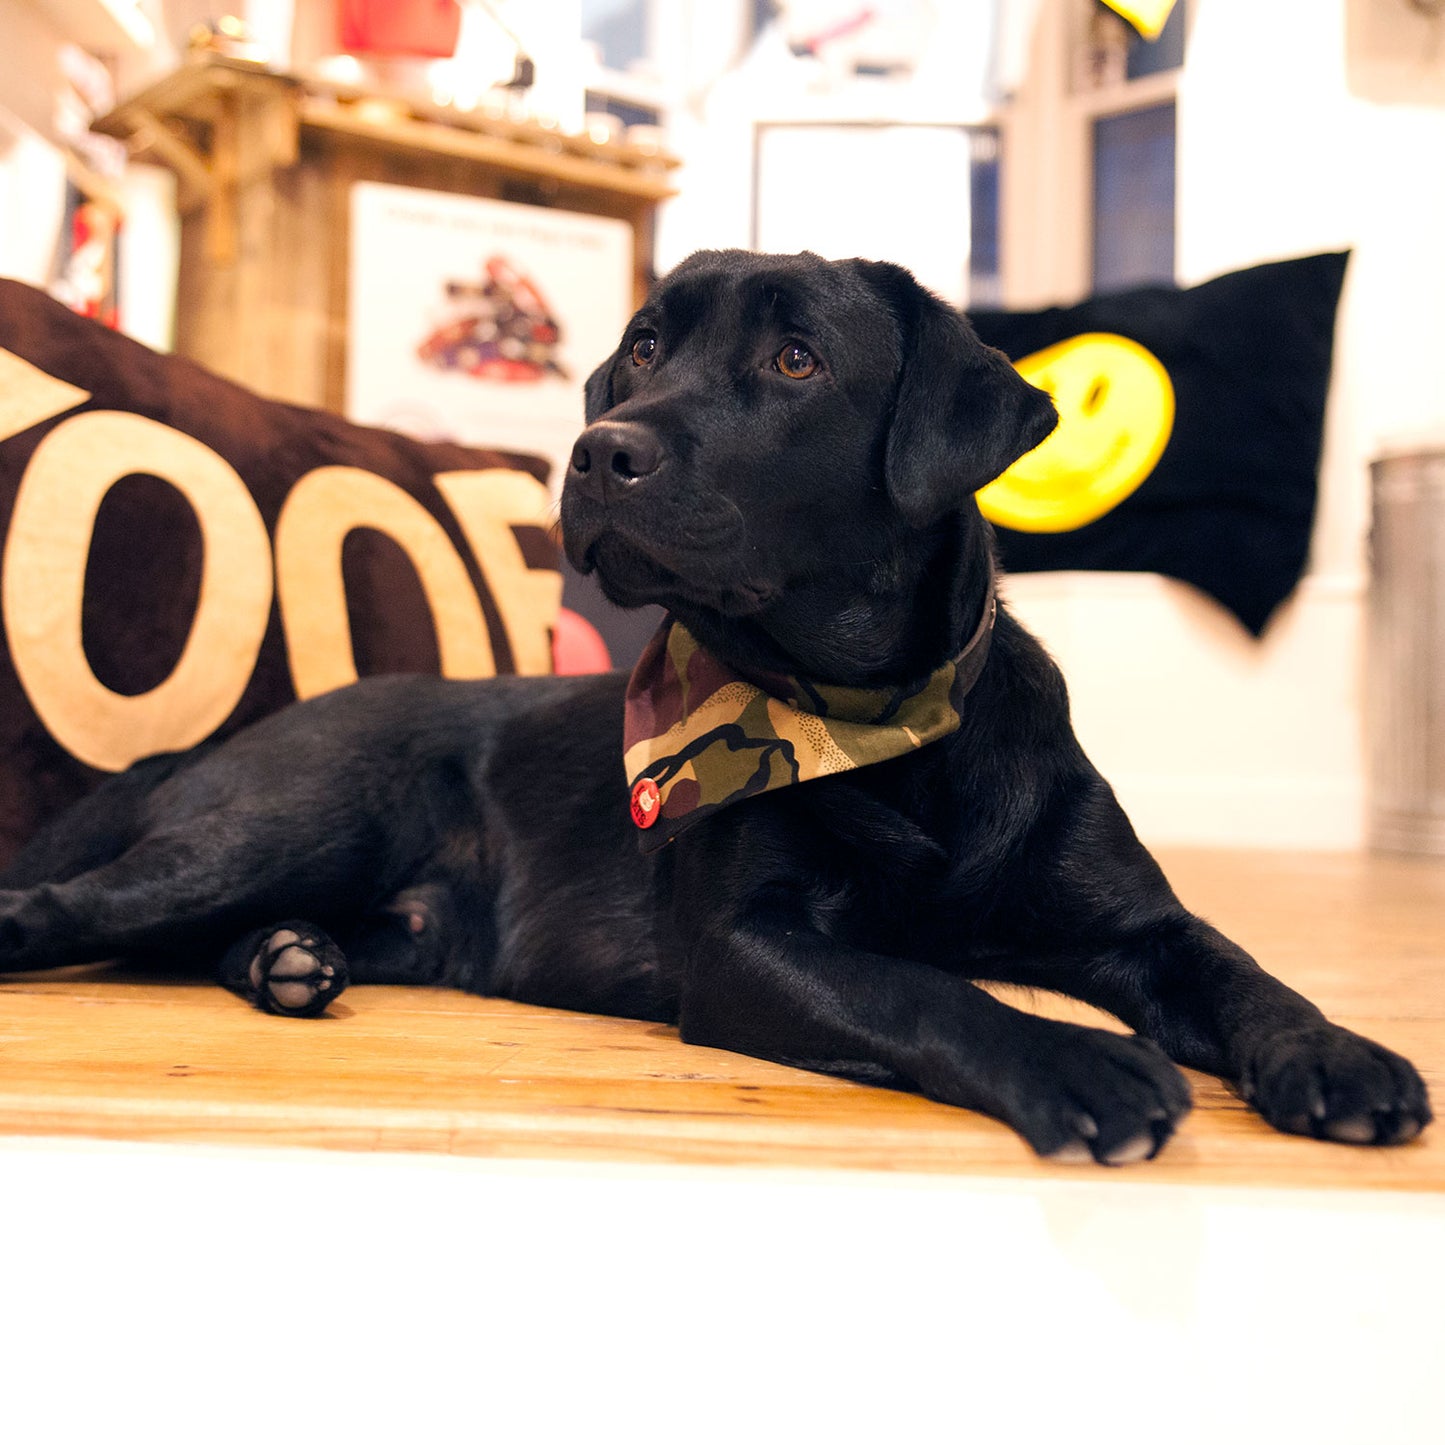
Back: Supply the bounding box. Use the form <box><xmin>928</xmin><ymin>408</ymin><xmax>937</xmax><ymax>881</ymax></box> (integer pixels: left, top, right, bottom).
<box><xmin>1</xmin><ymin>848</ymin><xmax>1443</xmax><ymax>1188</ymax></box>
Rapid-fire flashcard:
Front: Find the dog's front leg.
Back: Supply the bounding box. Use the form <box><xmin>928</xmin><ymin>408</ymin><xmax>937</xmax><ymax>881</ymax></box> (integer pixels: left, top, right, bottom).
<box><xmin>1070</xmin><ymin>913</ymin><xmax>1432</xmax><ymax>1146</ymax></box>
<box><xmin>679</xmin><ymin>909</ymin><xmax>1191</xmax><ymax>1163</ymax></box>
<box><xmin>981</xmin><ymin>778</ymin><xmax>1434</xmax><ymax>1145</ymax></box>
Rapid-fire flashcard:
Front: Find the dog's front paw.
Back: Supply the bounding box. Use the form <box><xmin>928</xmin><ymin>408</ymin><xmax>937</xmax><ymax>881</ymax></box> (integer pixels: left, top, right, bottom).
<box><xmin>1020</xmin><ymin>1027</ymin><xmax>1193</xmax><ymax>1165</ymax></box>
<box><xmin>1239</xmin><ymin>1024</ymin><xmax>1431</xmax><ymax>1146</ymax></box>
<box><xmin>244</xmin><ymin>925</ymin><xmax>348</xmax><ymax>1018</ymax></box>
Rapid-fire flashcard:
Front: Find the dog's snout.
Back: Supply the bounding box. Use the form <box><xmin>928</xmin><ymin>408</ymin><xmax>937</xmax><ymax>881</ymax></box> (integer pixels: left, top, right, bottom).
<box><xmin>568</xmin><ymin>421</ymin><xmax>663</xmax><ymax>498</ymax></box>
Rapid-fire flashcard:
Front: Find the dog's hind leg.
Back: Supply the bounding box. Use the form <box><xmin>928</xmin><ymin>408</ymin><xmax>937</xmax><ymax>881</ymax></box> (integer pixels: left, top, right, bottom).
<box><xmin>0</xmin><ymin>750</ymin><xmax>206</xmax><ymax>891</ymax></box>
<box><xmin>0</xmin><ymin>819</ymin><xmax>372</xmax><ymax>976</ymax></box>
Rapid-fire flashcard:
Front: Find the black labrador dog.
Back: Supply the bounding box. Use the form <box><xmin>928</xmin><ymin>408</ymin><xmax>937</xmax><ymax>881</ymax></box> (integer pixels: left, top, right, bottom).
<box><xmin>0</xmin><ymin>250</ymin><xmax>1429</xmax><ymax>1163</ymax></box>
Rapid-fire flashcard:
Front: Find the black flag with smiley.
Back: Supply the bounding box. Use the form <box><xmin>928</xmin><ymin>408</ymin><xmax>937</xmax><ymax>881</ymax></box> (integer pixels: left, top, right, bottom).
<box><xmin>968</xmin><ymin>251</ymin><xmax>1349</xmax><ymax>636</ymax></box>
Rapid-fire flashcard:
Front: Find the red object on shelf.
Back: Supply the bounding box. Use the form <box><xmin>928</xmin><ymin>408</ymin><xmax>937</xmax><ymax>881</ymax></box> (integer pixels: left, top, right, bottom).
<box><xmin>339</xmin><ymin>0</ymin><xmax>462</xmax><ymax>59</ymax></box>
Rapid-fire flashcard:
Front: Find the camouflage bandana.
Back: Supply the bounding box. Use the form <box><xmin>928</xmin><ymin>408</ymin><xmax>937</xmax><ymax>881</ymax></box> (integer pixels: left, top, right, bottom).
<box><xmin>623</xmin><ymin>574</ymin><xmax>997</xmax><ymax>851</ymax></box>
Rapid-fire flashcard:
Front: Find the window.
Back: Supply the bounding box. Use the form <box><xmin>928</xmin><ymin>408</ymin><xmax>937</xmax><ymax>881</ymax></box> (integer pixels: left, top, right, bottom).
<box><xmin>998</xmin><ymin>0</ymin><xmax>1186</xmax><ymax>303</ymax></box>
<box><xmin>969</xmin><ymin>128</ymin><xmax>1003</xmax><ymax>307</ymax></box>
<box><xmin>1125</xmin><ymin>1</ymin><xmax>1186</xmax><ymax>80</ymax></box>
<box><xmin>1091</xmin><ymin>100</ymin><xmax>1176</xmax><ymax>291</ymax></box>
<box><xmin>581</xmin><ymin>0</ymin><xmax>649</xmax><ymax>72</ymax></box>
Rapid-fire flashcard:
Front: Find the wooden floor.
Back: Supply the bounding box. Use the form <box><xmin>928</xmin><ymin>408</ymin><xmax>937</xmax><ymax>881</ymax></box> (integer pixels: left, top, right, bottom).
<box><xmin>1</xmin><ymin>848</ymin><xmax>1442</xmax><ymax>1190</ymax></box>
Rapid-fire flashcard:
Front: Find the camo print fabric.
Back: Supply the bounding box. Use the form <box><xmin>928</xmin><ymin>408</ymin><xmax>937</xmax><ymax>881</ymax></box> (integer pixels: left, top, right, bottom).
<box><xmin>623</xmin><ymin>577</ymin><xmax>996</xmax><ymax>851</ymax></box>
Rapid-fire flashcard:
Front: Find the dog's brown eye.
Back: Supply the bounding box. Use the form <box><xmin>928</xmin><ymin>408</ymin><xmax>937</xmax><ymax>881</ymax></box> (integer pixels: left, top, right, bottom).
<box><xmin>776</xmin><ymin>343</ymin><xmax>817</xmax><ymax>379</ymax></box>
<box><xmin>631</xmin><ymin>334</ymin><xmax>657</xmax><ymax>366</ymax></box>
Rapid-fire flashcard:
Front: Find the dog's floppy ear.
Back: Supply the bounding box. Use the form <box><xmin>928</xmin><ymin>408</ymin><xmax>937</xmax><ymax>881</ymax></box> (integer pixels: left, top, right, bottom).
<box><xmin>864</xmin><ymin>262</ymin><xmax>1057</xmax><ymax>527</ymax></box>
<box><xmin>584</xmin><ymin>355</ymin><xmax>616</xmax><ymax>422</ymax></box>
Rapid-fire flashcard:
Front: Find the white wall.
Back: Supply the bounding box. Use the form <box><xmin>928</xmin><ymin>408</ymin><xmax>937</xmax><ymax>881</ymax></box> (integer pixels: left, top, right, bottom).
<box><xmin>1004</xmin><ymin>0</ymin><xmax>1445</xmax><ymax>850</ymax></box>
<box><xmin>0</xmin><ymin>4</ymin><xmax>73</xmax><ymax>289</ymax></box>
<box><xmin>0</xmin><ymin>116</ymin><xmax>68</xmax><ymax>286</ymax></box>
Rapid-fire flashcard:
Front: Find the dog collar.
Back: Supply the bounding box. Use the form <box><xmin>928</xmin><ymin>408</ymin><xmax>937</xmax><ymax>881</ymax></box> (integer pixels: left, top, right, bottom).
<box><xmin>622</xmin><ymin>574</ymin><xmax>997</xmax><ymax>851</ymax></box>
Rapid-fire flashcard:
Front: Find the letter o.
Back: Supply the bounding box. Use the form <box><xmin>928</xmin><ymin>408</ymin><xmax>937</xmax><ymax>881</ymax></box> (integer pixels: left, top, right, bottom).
<box><xmin>274</xmin><ymin>465</ymin><xmax>496</xmax><ymax>700</ymax></box>
<box><xmin>433</xmin><ymin>468</ymin><xmax>563</xmax><ymax>677</ymax></box>
<box><xmin>1</xmin><ymin>411</ymin><xmax>273</xmax><ymax>772</ymax></box>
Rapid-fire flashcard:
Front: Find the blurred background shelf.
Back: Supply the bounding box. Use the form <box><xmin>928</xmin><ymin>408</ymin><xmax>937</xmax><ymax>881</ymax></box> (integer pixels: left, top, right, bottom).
<box><xmin>92</xmin><ymin>53</ymin><xmax>677</xmax><ymax>410</ymax></box>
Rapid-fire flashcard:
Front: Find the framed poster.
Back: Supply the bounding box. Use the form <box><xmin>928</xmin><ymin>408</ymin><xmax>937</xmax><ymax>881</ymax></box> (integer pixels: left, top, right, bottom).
<box><xmin>346</xmin><ymin>183</ymin><xmax>634</xmax><ymax>487</ymax></box>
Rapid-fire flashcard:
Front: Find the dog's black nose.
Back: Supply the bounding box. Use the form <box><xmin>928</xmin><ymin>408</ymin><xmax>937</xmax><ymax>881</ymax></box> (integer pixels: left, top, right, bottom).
<box><xmin>568</xmin><ymin>422</ymin><xmax>663</xmax><ymax>498</ymax></box>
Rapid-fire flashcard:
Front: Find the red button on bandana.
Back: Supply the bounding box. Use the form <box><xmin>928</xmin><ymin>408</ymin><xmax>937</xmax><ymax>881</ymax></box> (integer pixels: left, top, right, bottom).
<box><xmin>630</xmin><ymin>776</ymin><xmax>661</xmax><ymax>828</ymax></box>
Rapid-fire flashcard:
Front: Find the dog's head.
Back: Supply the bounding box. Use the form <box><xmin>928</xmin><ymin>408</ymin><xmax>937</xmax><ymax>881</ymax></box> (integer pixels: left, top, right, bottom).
<box><xmin>562</xmin><ymin>250</ymin><xmax>1055</xmax><ymax>666</ymax></box>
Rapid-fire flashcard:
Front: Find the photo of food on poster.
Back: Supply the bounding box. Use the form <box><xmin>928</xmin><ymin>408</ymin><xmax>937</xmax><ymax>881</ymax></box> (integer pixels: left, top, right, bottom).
<box><xmin>346</xmin><ymin>183</ymin><xmax>634</xmax><ymax>487</ymax></box>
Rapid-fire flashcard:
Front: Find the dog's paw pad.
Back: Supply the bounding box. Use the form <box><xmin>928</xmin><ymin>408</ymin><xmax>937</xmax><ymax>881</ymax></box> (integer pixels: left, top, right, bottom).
<box><xmin>1102</xmin><ymin>1132</ymin><xmax>1158</xmax><ymax>1166</ymax></box>
<box><xmin>1394</xmin><ymin>1115</ymin><xmax>1424</xmax><ymax>1144</ymax></box>
<box><xmin>247</xmin><ymin>926</ymin><xmax>348</xmax><ymax>1018</ymax></box>
<box><xmin>1323</xmin><ymin>1115</ymin><xmax>1378</xmax><ymax>1145</ymax></box>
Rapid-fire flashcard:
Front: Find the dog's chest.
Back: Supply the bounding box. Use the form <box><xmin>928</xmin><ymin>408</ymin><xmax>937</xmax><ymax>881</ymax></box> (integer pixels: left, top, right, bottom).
<box><xmin>669</xmin><ymin>761</ymin><xmax>961</xmax><ymax>945</ymax></box>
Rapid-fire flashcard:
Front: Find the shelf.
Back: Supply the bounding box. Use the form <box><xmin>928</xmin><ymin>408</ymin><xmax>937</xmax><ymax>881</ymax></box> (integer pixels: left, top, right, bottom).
<box><xmin>301</xmin><ymin>98</ymin><xmax>678</xmax><ymax>203</ymax></box>
<box><xmin>93</xmin><ymin>53</ymin><xmax>680</xmax><ymax>207</ymax></box>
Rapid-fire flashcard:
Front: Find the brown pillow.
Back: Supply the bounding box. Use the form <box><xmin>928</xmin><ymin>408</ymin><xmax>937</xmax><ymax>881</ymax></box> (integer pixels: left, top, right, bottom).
<box><xmin>0</xmin><ymin>280</ymin><xmax>561</xmax><ymax>869</ymax></box>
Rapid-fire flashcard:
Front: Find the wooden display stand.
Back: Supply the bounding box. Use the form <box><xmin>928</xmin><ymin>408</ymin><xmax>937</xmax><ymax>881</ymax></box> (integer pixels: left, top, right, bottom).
<box><xmin>94</xmin><ymin>55</ymin><xmax>678</xmax><ymax>411</ymax></box>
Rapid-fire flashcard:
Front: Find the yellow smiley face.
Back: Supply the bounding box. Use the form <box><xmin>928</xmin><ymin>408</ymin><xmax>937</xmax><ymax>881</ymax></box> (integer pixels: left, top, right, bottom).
<box><xmin>977</xmin><ymin>332</ymin><xmax>1175</xmax><ymax>533</ymax></box>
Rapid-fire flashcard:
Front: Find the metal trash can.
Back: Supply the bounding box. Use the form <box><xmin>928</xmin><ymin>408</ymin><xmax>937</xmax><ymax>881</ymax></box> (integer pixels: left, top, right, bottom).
<box><xmin>1368</xmin><ymin>448</ymin><xmax>1445</xmax><ymax>856</ymax></box>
